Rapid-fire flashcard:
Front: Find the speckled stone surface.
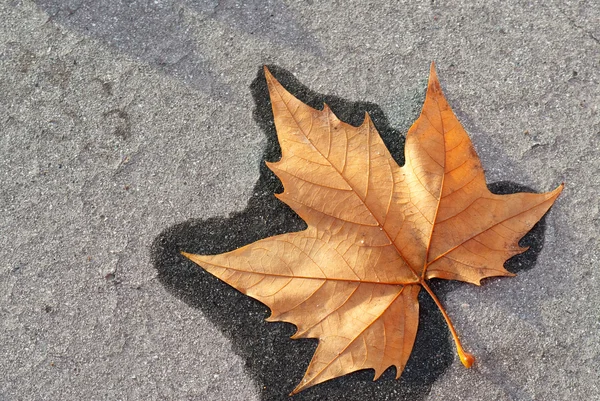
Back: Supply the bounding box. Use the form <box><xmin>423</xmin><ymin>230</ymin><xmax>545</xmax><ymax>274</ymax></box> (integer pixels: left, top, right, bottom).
<box><xmin>1</xmin><ymin>1</ymin><xmax>598</xmax><ymax>400</ymax></box>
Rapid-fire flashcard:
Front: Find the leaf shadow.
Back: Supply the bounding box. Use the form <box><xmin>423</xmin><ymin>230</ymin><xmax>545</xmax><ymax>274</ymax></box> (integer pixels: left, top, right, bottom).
<box><xmin>151</xmin><ymin>66</ymin><xmax>548</xmax><ymax>400</ymax></box>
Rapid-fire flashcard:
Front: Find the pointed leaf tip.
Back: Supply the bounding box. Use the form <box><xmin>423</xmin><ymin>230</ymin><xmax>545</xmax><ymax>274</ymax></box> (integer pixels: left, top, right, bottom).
<box><xmin>427</xmin><ymin>62</ymin><xmax>440</xmax><ymax>88</ymax></box>
<box><xmin>362</xmin><ymin>111</ymin><xmax>373</xmax><ymax>127</ymax></box>
<box><xmin>263</xmin><ymin>66</ymin><xmax>276</xmax><ymax>83</ymax></box>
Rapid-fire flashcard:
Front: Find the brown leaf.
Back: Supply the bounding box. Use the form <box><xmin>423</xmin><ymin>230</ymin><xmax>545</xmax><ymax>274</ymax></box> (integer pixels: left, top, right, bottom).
<box><xmin>182</xmin><ymin>63</ymin><xmax>563</xmax><ymax>394</ymax></box>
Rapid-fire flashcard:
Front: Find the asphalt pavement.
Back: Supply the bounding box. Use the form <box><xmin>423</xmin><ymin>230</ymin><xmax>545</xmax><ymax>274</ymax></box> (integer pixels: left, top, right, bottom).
<box><xmin>1</xmin><ymin>1</ymin><xmax>598</xmax><ymax>400</ymax></box>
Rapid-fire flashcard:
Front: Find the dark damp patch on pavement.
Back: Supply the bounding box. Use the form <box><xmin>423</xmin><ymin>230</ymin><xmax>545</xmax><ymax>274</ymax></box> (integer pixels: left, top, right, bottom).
<box><xmin>151</xmin><ymin>66</ymin><xmax>549</xmax><ymax>400</ymax></box>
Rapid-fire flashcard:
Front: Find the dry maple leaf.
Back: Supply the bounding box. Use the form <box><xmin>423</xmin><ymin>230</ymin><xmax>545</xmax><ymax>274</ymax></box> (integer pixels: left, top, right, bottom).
<box><xmin>182</xmin><ymin>63</ymin><xmax>563</xmax><ymax>394</ymax></box>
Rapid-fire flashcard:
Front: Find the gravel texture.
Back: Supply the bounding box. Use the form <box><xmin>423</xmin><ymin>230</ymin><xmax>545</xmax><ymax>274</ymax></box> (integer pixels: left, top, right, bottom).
<box><xmin>1</xmin><ymin>1</ymin><xmax>598</xmax><ymax>400</ymax></box>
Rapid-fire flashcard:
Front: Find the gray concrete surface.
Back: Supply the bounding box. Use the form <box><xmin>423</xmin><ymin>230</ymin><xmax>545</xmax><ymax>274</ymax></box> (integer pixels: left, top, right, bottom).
<box><xmin>1</xmin><ymin>0</ymin><xmax>598</xmax><ymax>400</ymax></box>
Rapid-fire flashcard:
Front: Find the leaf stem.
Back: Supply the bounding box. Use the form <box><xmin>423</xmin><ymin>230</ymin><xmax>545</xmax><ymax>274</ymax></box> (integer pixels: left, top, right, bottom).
<box><xmin>420</xmin><ymin>279</ymin><xmax>475</xmax><ymax>368</ymax></box>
